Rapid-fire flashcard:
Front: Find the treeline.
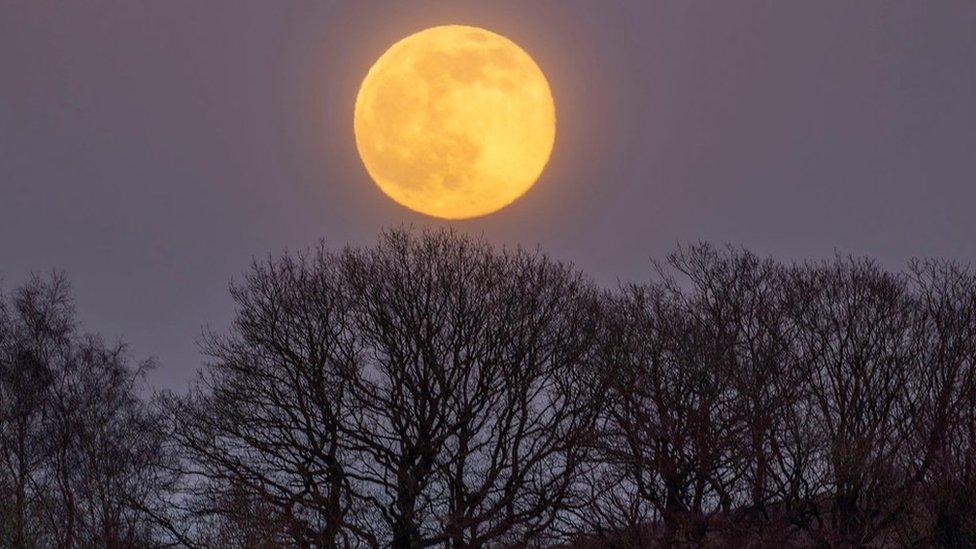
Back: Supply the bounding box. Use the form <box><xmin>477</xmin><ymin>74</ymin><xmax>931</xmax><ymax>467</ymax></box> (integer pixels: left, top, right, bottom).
<box><xmin>0</xmin><ymin>274</ymin><xmax>171</xmax><ymax>547</ymax></box>
<box><xmin>1</xmin><ymin>228</ymin><xmax>975</xmax><ymax>548</ymax></box>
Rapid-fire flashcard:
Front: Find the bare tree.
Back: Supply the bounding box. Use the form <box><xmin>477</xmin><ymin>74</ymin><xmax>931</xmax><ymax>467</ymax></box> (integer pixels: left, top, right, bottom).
<box><xmin>585</xmin><ymin>245</ymin><xmax>794</xmax><ymax>545</ymax></box>
<box><xmin>896</xmin><ymin>260</ymin><xmax>976</xmax><ymax>546</ymax></box>
<box><xmin>0</xmin><ymin>273</ymin><xmax>72</xmax><ymax>547</ymax></box>
<box><xmin>666</xmin><ymin>245</ymin><xmax>806</xmax><ymax>544</ymax></box>
<box><xmin>0</xmin><ymin>273</ymin><xmax>166</xmax><ymax>548</ymax></box>
<box><xmin>340</xmin><ymin>229</ymin><xmax>603</xmax><ymax>548</ymax></box>
<box><xmin>168</xmin><ymin>247</ymin><xmax>366</xmax><ymax>548</ymax></box>
<box><xmin>7</xmin><ymin>239</ymin><xmax>976</xmax><ymax>548</ymax></box>
<box><xmin>590</xmin><ymin>281</ymin><xmax>734</xmax><ymax>544</ymax></box>
<box><xmin>167</xmin><ymin>228</ymin><xmax>604</xmax><ymax>548</ymax></box>
<box><xmin>42</xmin><ymin>335</ymin><xmax>167</xmax><ymax>548</ymax></box>
<box><xmin>781</xmin><ymin>258</ymin><xmax>936</xmax><ymax>545</ymax></box>
<box><xmin>581</xmin><ymin>246</ymin><xmax>976</xmax><ymax>547</ymax></box>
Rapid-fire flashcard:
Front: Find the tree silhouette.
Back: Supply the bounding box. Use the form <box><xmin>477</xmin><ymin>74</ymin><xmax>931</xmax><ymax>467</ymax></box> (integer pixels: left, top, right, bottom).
<box><xmin>0</xmin><ymin>273</ymin><xmax>166</xmax><ymax>548</ymax></box>
<box><xmin>576</xmin><ymin>245</ymin><xmax>976</xmax><ymax>547</ymax></box>
<box><xmin>4</xmin><ymin>233</ymin><xmax>976</xmax><ymax>548</ymax></box>
<box><xmin>166</xmin><ymin>229</ymin><xmax>604</xmax><ymax>548</ymax></box>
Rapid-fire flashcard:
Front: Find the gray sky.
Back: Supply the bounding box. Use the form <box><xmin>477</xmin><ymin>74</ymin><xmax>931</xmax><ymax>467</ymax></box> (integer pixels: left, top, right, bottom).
<box><xmin>2</xmin><ymin>1</ymin><xmax>975</xmax><ymax>389</ymax></box>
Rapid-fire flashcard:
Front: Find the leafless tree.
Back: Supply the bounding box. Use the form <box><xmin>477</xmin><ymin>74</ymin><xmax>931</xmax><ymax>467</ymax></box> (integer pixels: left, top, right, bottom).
<box><xmin>666</xmin><ymin>245</ymin><xmax>806</xmax><ymax>544</ymax></box>
<box><xmin>895</xmin><ymin>260</ymin><xmax>976</xmax><ymax>546</ymax></box>
<box><xmin>7</xmin><ymin>239</ymin><xmax>976</xmax><ymax>548</ymax></box>
<box><xmin>580</xmin><ymin>246</ymin><xmax>976</xmax><ymax>547</ymax></box>
<box><xmin>342</xmin><ymin>230</ymin><xmax>604</xmax><ymax>548</ymax></box>
<box><xmin>167</xmin><ymin>228</ymin><xmax>604</xmax><ymax>548</ymax></box>
<box><xmin>780</xmin><ymin>258</ymin><xmax>928</xmax><ymax>545</ymax></box>
<box><xmin>0</xmin><ymin>273</ymin><xmax>166</xmax><ymax>548</ymax></box>
<box><xmin>166</xmin><ymin>247</ymin><xmax>366</xmax><ymax>547</ymax></box>
<box><xmin>0</xmin><ymin>273</ymin><xmax>72</xmax><ymax>547</ymax></box>
<box><xmin>587</xmin><ymin>257</ymin><xmax>736</xmax><ymax>544</ymax></box>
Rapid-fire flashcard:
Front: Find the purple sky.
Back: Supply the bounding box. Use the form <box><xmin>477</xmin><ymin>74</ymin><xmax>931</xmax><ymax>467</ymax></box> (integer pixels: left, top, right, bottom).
<box><xmin>2</xmin><ymin>1</ymin><xmax>975</xmax><ymax>389</ymax></box>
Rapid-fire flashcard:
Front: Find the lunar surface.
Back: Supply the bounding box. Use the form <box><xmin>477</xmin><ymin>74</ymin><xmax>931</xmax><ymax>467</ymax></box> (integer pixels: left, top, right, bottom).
<box><xmin>354</xmin><ymin>25</ymin><xmax>556</xmax><ymax>219</ymax></box>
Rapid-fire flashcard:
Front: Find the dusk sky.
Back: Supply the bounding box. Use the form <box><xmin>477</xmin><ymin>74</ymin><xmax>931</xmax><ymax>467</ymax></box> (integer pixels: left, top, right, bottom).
<box><xmin>2</xmin><ymin>1</ymin><xmax>975</xmax><ymax>389</ymax></box>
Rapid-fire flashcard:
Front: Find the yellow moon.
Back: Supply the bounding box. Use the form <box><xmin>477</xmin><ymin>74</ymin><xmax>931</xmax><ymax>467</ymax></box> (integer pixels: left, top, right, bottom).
<box><xmin>354</xmin><ymin>25</ymin><xmax>556</xmax><ymax>219</ymax></box>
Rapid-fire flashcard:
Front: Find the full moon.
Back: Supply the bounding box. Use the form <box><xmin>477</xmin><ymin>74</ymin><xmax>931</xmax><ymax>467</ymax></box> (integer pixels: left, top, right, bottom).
<box><xmin>354</xmin><ymin>25</ymin><xmax>556</xmax><ymax>219</ymax></box>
